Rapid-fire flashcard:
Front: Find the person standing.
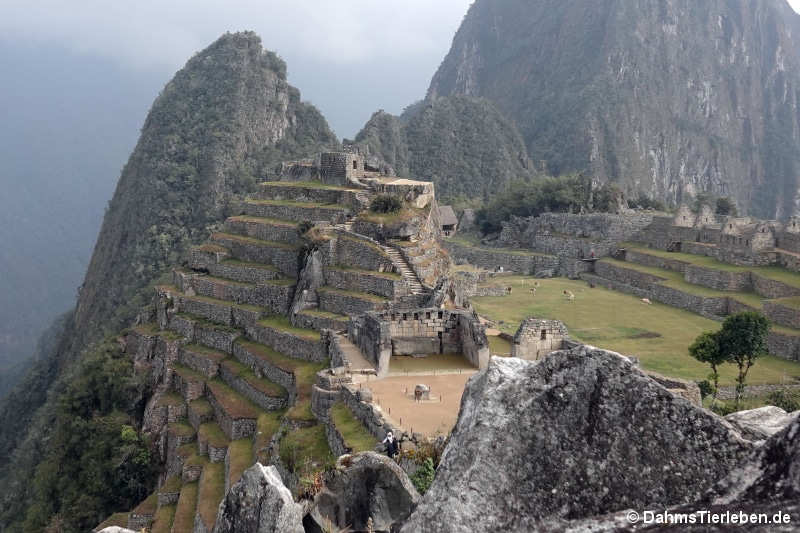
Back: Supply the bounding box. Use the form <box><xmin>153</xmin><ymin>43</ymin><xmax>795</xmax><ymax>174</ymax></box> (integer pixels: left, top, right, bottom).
<box><xmin>382</xmin><ymin>431</ymin><xmax>399</xmax><ymax>458</ymax></box>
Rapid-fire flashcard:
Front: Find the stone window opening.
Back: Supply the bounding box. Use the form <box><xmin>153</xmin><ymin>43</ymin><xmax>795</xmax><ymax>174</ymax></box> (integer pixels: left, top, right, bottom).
<box><xmin>414</xmin><ymin>313</ymin><xmax>419</xmax><ymax>321</ymax></box>
<box><xmin>402</xmin><ymin>313</ymin><xmax>407</xmax><ymax>321</ymax></box>
<box><xmin>729</xmin><ymin>224</ymin><xmax>733</xmax><ymax>229</ymax></box>
<box><xmin>540</xmin><ymin>329</ymin><xmax>547</xmax><ymax>340</ymax></box>
<box><xmin>746</xmin><ymin>240</ymin><xmax>749</xmax><ymax>246</ymax></box>
<box><xmin>425</xmin><ymin>312</ymin><xmax>431</xmax><ymax>320</ymax></box>
<box><xmin>438</xmin><ymin>311</ymin><xmax>443</xmax><ymax>319</ymax></box>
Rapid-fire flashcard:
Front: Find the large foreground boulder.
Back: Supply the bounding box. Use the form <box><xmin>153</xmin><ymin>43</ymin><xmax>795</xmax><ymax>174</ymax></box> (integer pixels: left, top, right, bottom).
<box><xmin>724</xmin><ymin>406</ymin><xmax>799</xmax><ymax>442</ymax></box>
<box><xmin>212</xmin><ymin>463</ymin><xmax>303</xmax><ymax>533</ymax></box>
<box><xmin>310</xmin><ymin>452</ymin><xmax>420</xmax><ymax>532</ymax></box>
<box><xmin>401</xmin><ymin>346</ymin><xmax>754</xmax><ymax>532</ymax></box>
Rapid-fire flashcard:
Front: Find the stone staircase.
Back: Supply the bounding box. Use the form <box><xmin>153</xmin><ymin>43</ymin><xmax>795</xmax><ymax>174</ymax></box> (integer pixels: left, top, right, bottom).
<box><xmin>382</xmin><ymin>244</ymin><xmax>425</xmax><ymax>294</ymax></box>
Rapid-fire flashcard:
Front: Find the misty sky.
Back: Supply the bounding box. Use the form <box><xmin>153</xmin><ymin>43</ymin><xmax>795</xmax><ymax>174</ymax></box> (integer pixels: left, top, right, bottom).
<box><xmin>0</xmin><ymin>1</ymin><xmax>475</xmax><ymax>138</ymax></box>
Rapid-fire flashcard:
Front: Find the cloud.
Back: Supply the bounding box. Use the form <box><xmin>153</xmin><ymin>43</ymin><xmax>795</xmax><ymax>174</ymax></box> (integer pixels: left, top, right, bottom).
<box><xmin>0</xmin><ymin>1</ymin><xmax>473</xmax><ymax>72</ymax></box>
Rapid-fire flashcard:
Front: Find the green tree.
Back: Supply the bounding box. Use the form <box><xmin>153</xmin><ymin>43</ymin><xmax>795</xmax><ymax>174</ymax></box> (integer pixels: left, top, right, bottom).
<box><xmin>409</xmin><ymin>457</ymin><xmax>436</xmax><ymax>495</ymax></box>
<box><xmin>692</xmin><ymin>192</ymin><xmax>714</xmax><ymax>213</ymax></box>
<box><xmin>688</xmin><ymin>331</ymin><xmax>724</xmax><ymax>400</ymax></box>
<box><xmin>717</xmin><ymin>311</ymin><xmax>770</xmax><ymax>405</ymax></box>
<box><xmin>715</xmin><ymin>197</ymin><xmax>738</xmax><ymax>216</ymax></box>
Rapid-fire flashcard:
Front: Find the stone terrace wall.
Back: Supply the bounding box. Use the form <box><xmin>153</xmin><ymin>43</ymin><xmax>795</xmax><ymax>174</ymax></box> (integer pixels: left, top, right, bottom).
<box><xmin>348</xmin><ymin>313</ymin><xmax>392</xmax><ymax>375</ymax></box>
<box><xmin>766</xmin><ymin>331</ymin><xmax>800</xmax><ymax>362</ymax></box>
<box><xmin>323</xmin><ymin>232</ymin><xmax>395</xmax><ymax>273</ymax></box>
<box><xmin>624</xmin><ymin>249</ymin><xmax>688</xmax><ymax>273</ymax></box>
<box><xmin>764</xmin><ymin>301</ymin><xmax>800</xmax><ymax>329</ymax></box>
<box><xmin>324</xmin><ymin>268</ymin><xmax>406</xmax><ymax>299</ymax></box>
<box><xmin>444</xmin><ymin>241</ymin><xmax>558</xmax><ymax>276</ymax></box>
<box><xmin>683</xmin><ymin>265</ymin><xmax>751</xmax><ymax>291</ymax></box>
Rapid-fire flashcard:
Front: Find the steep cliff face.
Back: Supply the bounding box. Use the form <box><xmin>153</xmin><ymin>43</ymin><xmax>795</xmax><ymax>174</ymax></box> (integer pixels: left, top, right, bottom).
<box><xmin>428</xmin><ymin>0</ymin><xmax>800</xmax><ymax>218</ymax></box>
<box><xmin>354</xmin><ymin>96</ymin><xmax>533</xmax><ymax>202</ymax></box>
<box><xmin>75</xmin><ymin>31</ymin><xmax>337</xmax><ymax>339</ymax></box>
<box><xmin>0</xmin><ymin>31</ymin><xmax>337</xmax><ymax>531</ymax></box>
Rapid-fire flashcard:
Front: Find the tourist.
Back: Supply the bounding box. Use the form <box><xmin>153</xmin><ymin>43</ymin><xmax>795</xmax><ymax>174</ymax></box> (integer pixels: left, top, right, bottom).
<box><xmin>382</xmin><ymin>431</ymin><xmax>399</xmax><ymax>458</ymax></box>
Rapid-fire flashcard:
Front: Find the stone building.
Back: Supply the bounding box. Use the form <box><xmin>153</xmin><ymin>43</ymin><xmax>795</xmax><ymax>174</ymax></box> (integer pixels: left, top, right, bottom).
<box><xmin>438</xmin><ymin>205</ymin><xmax>458</xmax><ymax>236</ymax></box>
<box><xmin>511</xmin><ymin>318</ymin><xmax>569</xmax><ymax>360</ymax></box>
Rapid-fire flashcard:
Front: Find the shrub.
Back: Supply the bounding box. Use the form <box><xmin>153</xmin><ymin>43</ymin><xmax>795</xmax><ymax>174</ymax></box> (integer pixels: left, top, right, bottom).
<box><xmin>409</xmin><ymin>458</ymin><xmax>435</xmax><ymax>495</ymax></box>
<box><xmin>697</xmin><ymin>380</ymin><xmax>714</xmax><ymax>400</ymax></box>
<box><xmin>370</xmin><ymin>194</ymin><xmax>402</xmax><ymax>214</ymax></box>
<box><xmin>766</xmin><ymin>389</ymin><xmax>800</xmax><ymax>412</ymax></box>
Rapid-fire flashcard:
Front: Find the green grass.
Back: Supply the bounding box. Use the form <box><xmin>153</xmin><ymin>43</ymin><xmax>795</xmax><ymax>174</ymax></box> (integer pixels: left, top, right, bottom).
<box><xmin>184</xmin><ymin>343</ymin><xmax>228</xmax><ymax>362</ymax></box>
<box><xmin>625</xmin><ymin>242</ymin><xmax>800</xmax><ymax>287</ymax></box>
<box><xmin>197</xmin><ymin>462</ymin><xmax>225</xmax><ymax>529</ymax></box>
<box><xmin>196</xmin><ymin>243</ymin><xmax>229</xmax><ymax>254</ymax></box>
<box><xmin>132</xmin><ymin>491</ymin><xmax>158</xmax><ymax>515</ymax></box>
<box><xmin>257</xmin><ymin>315</ymin><xmax>320</xmax><ymax>341</ymax></box>
<box><xmin>299</xmin><ymin>308</ymin><xmax>349</xmax><ymax>320</ymax></box>
<box><xmin>255</xmin><ymin>411</ymin><xmax>284</xmax><ymax>463</ymax></box>
<box><xmin>260</xmin><ymin>180</ymin><xmax>357</xmax><ymax>191</ymax></box>
<box><xmin>317</xmin><ymin>286</ymin><xmax>389</xmax><ymax>303</ymax></box>
<box><xmin>160</xmin><ymin>475</ymin><xmax>182</xmax><ymax>494</ymax></box>
<box><xmin>244</xmin><ymin>198</ymin><xmax>348</xmax><ymax>210</ymax></box>
<box><xmin>220</xmin><ymin>358</ymin><xmax>286</xmax><ymax>398</ymax></box>
<box><xmin>221</xmin><ymin>258</ymin><xmax>280</xmax><ymax>272</ymax></box>
<box><xmin>170</xmin><ymin>482</ymin><xmax>198</xmax><ymax>533</ymax></box>
<box><xmin>771</xmin><ymin>296</ymin><xmax>800</xmax><ymax>310</ymax></box>
<box><xmin>330</xmin><ymin>403</ymin><xmax>378</xmax><ymax>452</ymax></box>
<box><xmin>93</xmin><ymin>512</ymin><xmax>128</xmax><ymax>532</ymax></box>
<box><xmin>175</xmin><ymin>312</ymin><xmax>241</xmax><ymax>334</ymax></box>
<box><xmin>488</xmin><ymin>335</ymin><xmax>513</xmax><ymax>356</ymax></box>
<box><xmin>206</xmin><ymin>379</ymin><xmax>260</xmax><ymax>419</ymax></box>
<box><xmin>227</xmin><ymin>439</ymin><xmax>255</xmax><ymax>488</ymax></box>
<box><xmin>211</xmin><ymin>231</ymin><xmax>301</xmax><ymax>250</ymax></box>
<box><xmin>168</xmin><ymin>420</ymin><xmax>196</xmax><ymax>438</ymax></box>
<box><xmin>134</xmin><ymin>322</ymin><xmax>183</xmax><ymax>341</ymax></box>
<box><xmin>279</xmin><ymin>424</ymin><xmax>334</xmax><ymax>478</ymax></box>
<box><xmin>228</xmin><ymin>214</ymin><xmax>299</xmax><ymax>227</ymax></box>
<box><xmin>185</xmin><ymin>294</ymin><xmax>264</xmax><ymax>314</ymax></box>
<box><xmin>155</xmin><ymin>391</ymin><xmax>185</xmax><ymax>407</ymax></box>
<box><xmin>198</xmin><ymin>422</ymin><xmax>230</xmax><ymax>448</ymax></box>
<box><xmin>471</xmin><ymin>276</ymin><xmax>800</xmax><ymax>386</ymax></box>
<box><xmin>150</xmin><ymin>503</ymin><xmax>176</xmax><ymax>533</ymax></box>
<box><xmin>189</xmin><ymin>398</ymin><xmax>214</xmax><ymax>419</ymax></box>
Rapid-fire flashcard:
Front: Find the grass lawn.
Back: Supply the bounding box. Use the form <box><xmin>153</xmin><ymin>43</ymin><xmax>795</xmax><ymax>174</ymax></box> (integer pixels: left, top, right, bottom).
<box><xmin>150</xmin><ymin>503</ymin><xmax>176</xmax><ymax>533</ymax></box>
<box><xmin>488</xmin><ymin>335</ymin><xmax>513</xmax><ymax>356</ymax></box>
<box><xmin>227</xmin><ymin>439</ymin><xmax>254</xmax><ymax>487</ymax></box>
<box><xmin>471</xmin><ymin>276</ymin><xmax>800</xmax><ymax>386</ymax></box>
<box><xmin>255</xmin><ymin>411</ymin><xmax>284</xmax><ymax>463</ymax></box>
<box><xmin>258</xmin><ymin>315</ymin><xmax>320</xmax><ymax>341</ymax></box>
<box><xmin>170</xmin><ymin>482</ymin><xmax>198</xmax><ymax>533</ymax></box>
<box><xmin>330</xmin><ymin>403</ymin><xmax>378</xmax><ymax>452</ymax></box>
<box><xmin>198</xmin><ymin>421</ymin><xmax>230</xmax><ymax>448</ymax></box>
<box><xmin>197</xmin><ymin>462</ymin><xmax>225</xmax><ymax>528</ymax></box>
<box><xmin>278</xmin><ymin>424</ymin><xmax>334</xmax><ymax>481</ymax></box>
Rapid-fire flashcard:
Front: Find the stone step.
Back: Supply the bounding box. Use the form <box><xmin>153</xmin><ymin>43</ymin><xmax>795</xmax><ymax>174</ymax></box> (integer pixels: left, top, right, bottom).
<box><xmin>239</xmin><ymin>198</ymin><xmax>350</xmax><ymax>224</ymax></box>
<box><xmin>224</xmin><ymin>215</ymin><xmax>302</xmax><ymax>244</ymax></box>
<box><xmin>295</xmin><ymin>308</ymin><xmax>350</xmax><ymax>332</ymax></box>
<box><xmin>180</xmin><ymin>344</ymin><xmax>227</xmax><ymax>379</ymax></box>
<box><xmin>205</xmin><ymin>379</ymin><xmax>260</xmax><ymax>440</ymax></box>
<box><xmin>187</xmin><ymin>398</ymin><xmax>215</xmax><ymax>430</ymax></box>
<box><xmin>247</xmin><ymin>316</ymin><xmax>326</xmax><ymax>363</ymax></box>
<box><xmin>318</xmin><ymin>286</ymin><xmax>389</xmax><ymax>315</ymax></box>
<box><xmin>172</xmin><ymin>364</ymin><xmax>207</xmax><ymax>403</ymax></box>
<box><xmin>225</xmin><ymin>439</ymin><xmax>255</xmax><ymax>494</ymax></box>
<box><xmin>178</xmin><ymin>293</ymin><xmax>265</xmax><ymax>329</ymax></box>
<box><xmin>254</xmin><ymin>181</ymin><xmax>363</xmax><ymax>206</ymax></box>
<box><xmin>210</xmin><ymin>232</ymin><xmax>301</xmax><ymax>278</ymax></box>
<box><xmin>195</xmin><ymin>461</ymin><xmax>225</xmax><ymax>533</ymax></box>
<box><xmin>197</xmin><ymin>421</ymin><xmax>231</xmax><ymax>463</ymax></box>
<box><xmin>218</xmin><ymin>358</ymin><xmax>288</xmax><ymax>411</ymax></box>
<box><xmin>170</xmin><ymin>481</ymin><xmax>198</xmax><ymax>533</ymax></box>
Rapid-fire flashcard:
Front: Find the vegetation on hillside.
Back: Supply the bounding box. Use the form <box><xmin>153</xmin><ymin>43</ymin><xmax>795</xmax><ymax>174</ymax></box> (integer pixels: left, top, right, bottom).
<box><xmin>475</xmin><ymin>175</ymin><xmax>624</xmax><ymax>234</ymax></box>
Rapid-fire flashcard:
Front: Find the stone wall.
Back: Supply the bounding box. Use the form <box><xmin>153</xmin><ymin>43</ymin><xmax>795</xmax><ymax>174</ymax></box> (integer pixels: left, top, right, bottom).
<box><xmin>348</xmin><ymin>313</ymin><xmax>392</xmax><ymax>376</ymax></box>
<box><xmin>444</xmin><ymin>241</ymin><xmax>559</xmax><ymax>276</ymax></box>
<box><xmin>766</xmin><ymin>331</ymin><xmax>800</xmax><ymax>362</ymax></box>
<box><xmin>751</xmin><ymin>273</ymin><xmax>800</xmax><ymax>299</ymax></box>
<box><xmin>324</xmin><ymin>267</ymin><xmax>405</xmax><ymax>299</ymax></box>
<box><xmin>239</xmin><ymin>200</ymin><xmax>349</xmax><ymax>225</ymax></box>
<box><xmin>211</xmin><ymin>234</ymin><xmax>300</xmax><ymax>278</ymax></box>
<box><xmin>205</xmin><ymin>387</ymin><xmax>256</xmax><ymax>441</ymax></box>
<box><xmin>218</xmin><ymin>363</ymin><xmax>287</xmax><ymax>412</ymax></box>
<box><xmin>324</xmin><ymin>232</ymin><xmax>395</xmax><ymax>273</ymax></box>
<box><xmin>254</xmin><ymin>183</ymin><xmax>363</xmax><ymax>208</ymax></box>
<box><xmin>245</xmin><ymin>322</ymin><xmax>325</xmax><ymax>363</ymax></box>
<box><xmin>318</xmin><ymin>288</ymin><xmax>387</xmax><ymax>316</ymax></box>
<box><xmin>683</xmin><ymin>265</ymin><xmax>751</xmax><ymax>291</ymax></box>
<box><xmin>191</xmin><ymin>276</ymin><xmax>260</xmax><ymax>306</ymax></box>
<box><xmin>259</xmin><ymin>281</ymin><xmax>295</xmax><ymax>315</ymax></box>
<box><xmin>594</xmin><ymin>260</ymin><xmax>667</xmax><ymax>289</ymax></box>
<box><xmin>232</xmin><ymin>342</ymin><xmax>297</xmax><ymax>403</ymax></box>
<box><xmin>624</xmin><ymin>249</ymin><xmax>688</xmax><ymax>273</ymax></box>
<box><xmin>764</xmin><ymin>301</ymin><xmax>800</xmax><ymax>329</ymax></box>
<box><xmin>224</xmin><ymin>218</ymin><xmax>300</xmax><ymax>244</ymax></box>
<box><xmin>512</xmin><ymin>318</ymin><xmax>569</xmax><ymax>360</ymax></box>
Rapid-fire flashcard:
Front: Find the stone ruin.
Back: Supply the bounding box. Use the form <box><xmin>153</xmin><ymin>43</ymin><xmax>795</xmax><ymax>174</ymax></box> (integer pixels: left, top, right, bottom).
<box><xmin>511</xmin><ymin>317</ymin><xmax>570</xmax><ymax>360</ymax></box>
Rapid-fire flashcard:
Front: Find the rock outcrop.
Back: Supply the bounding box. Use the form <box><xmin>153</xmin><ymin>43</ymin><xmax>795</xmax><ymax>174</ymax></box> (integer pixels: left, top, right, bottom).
<box><xmin>212</xmin><ymin>463</ymin><xmax>304</xmax><ymax>533</ymax></box>
<box><xmin>401</xmin><ymin>346</ymin><xmax>754</xmax><ymax>532</ymax></box>
<box><xmin>310</xmin><ymin>452</ymin><xmax>420</xmax><ymax>532</ymax></box>
<box><xmin>725</xmin><ymin>405</ymin><xmax>799</xmax><ymax>442</ymax></box>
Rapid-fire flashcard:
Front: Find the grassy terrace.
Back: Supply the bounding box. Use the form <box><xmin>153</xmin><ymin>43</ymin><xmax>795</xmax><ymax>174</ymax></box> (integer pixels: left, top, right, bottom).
<box><xmin>228</xmin><ymin>214</ymin><xmax>299</xmax><ymax>227</ymax></box>
<box><xmin>132</xmin><ymin>491</ymin><xmax>158</xmax><ymax>515</ymax></box>
<box><xmin>244</xmin><ymin>198</ymin><xmax>348</xmax><ymax>210</ymax></box>
<box><xmin>175</xmin><ymin>312</ymin><xmax>240</xmax><ymax>334</ymax></box>
<box><xmin>198</xmin><ymin>421</ymin><xmax>230</xmax><ymax>448</ymax></box>
<box><xmin>178</xmin><ymin>443</ymin><xmax>209</xmax><ymax>468</ymax></box>
<box><xmin>211</xmin><ymin>232</ymin><xmax>302</xmax><ymax>250</ymax></box>
<box><xmin>195</xmin><ymin>273</ymin><xmax>256</xmax><ymax>287</ymax></box>
<box><xmin>221</xmin><ymin>258</ymin><xmax>280</xmax><ymax>272</ymax></box>
<box><xmin>134</xmin><ymin>322</ymin><xmax>183</xmax><ymax>341</ymax></box>
<box><xmin>171</xmin><ymin>482</ymin><xmax>198</xmax><ymax>533</ymax></box>
<box><xmin>624</xmin><ymin>242</ymin><xmax>800</xmax><ymax>287</ymax></box>
<box><xmin>257</xmin><ymin>315</ymin><xmax>320</xmax><ymax>341</ymax></box>
<box><xmin>445</xmin><ymin>235</ymin><xmax>554</xmax><ymax>257</ymax></box>
<box><xmin>300</xmin><ymin>308</ymin><xmax>349</xmax><ymax>321</ymax></box>
<box><xmin>279</xmin><ymin>424</ymin><xmax>334</xmax><ymax>488</ymax></box>
<box><xmin>330</xmin><ymin>403</ymin><xmax>377</xmax><ymax>453</ymax></box>
<box><xmin>220</xmin><ymin>358</ymin><xmax>286</xmax><ymax>398</ymax></box>
<box><xmin>227</xmin><ymin>439</ymin><xmax>254</xmax><ymax>487</ymax></box>
<box><xmin>196</xmin><ymin>243</ymin><xmax>229</xmax><ymax>254</ymax></box>
<box><xmin>772</xmin><ymin>296</ymin><xmax>800</xmax><ymax>310</ymax></box>
<box><xmin>488</xmin><ymin>335</ymin><xmax>513</xmax><ymax>356</ymax></box>
<box><xmin>189</xmin><ymin>398</ymin><xmax>214</xmax><ymax>418</ymax></box>
<box><xmin>317</xmin><ymin>286</ymin><xmax>389</xmax><ymax>303</ymax></box>
<box><xmin>94</xmin><ymin>512</ymin><xmax>128</xmax><ymax>531</ymax></box>
<box><xmin>150</xmin><ymin>503</ymin><xmax>176</xmax><ymax>533</ymax></box>
<box><xmin>599</xmin><ymin>257</ymin><xmax>765</xmax><ymax>309</ymax></box>
<box><xmin>160</xmin><ymin>475</ymin><xmax>182</xmax><ymax>494</ymax></box>
<box><xmin>259</xmin><ymin>180</ymin><xmax>358</xmax><ymax>191</ymax></box>
<box><xmin>168</xmin><ymin>420</ymin><xmax>196</xmax><ymax>438</ymax></box>
<box><xmin>471</xmin><ymin>276</ymin><xmax>800</xmax><ymax>385</ymax></box>
<box><xmin>327</xmin><ymin>264</ymin><xmax>402</xmax><ymax>280</ymax></box>
<box><xmin>183</xmin><ymin>294</ymin><xmax>264</xmax><ymax>314</ymax></box>
<box><xmin>155</xmin><ymin>391</ymin><xmax>184</xmax><ymax>407</ymax></box>
<box><xmin>198</xmin><ymin>462</ymin><xmax>225</xmax><ymax>529</ymax></box>
<box><xmin>207</xmin><ymin>379</ymin><xmax>260</xmax><ymax>419</ymax></box>
<box><xmin>184</xmin><ymin>343</ymin><xmax>227</xmax><ymax>362</ymax></box>
<box><xmin>255</xmin><ymin>411</ymin><xmax>284</xmax><ymax>463</ymax></box>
